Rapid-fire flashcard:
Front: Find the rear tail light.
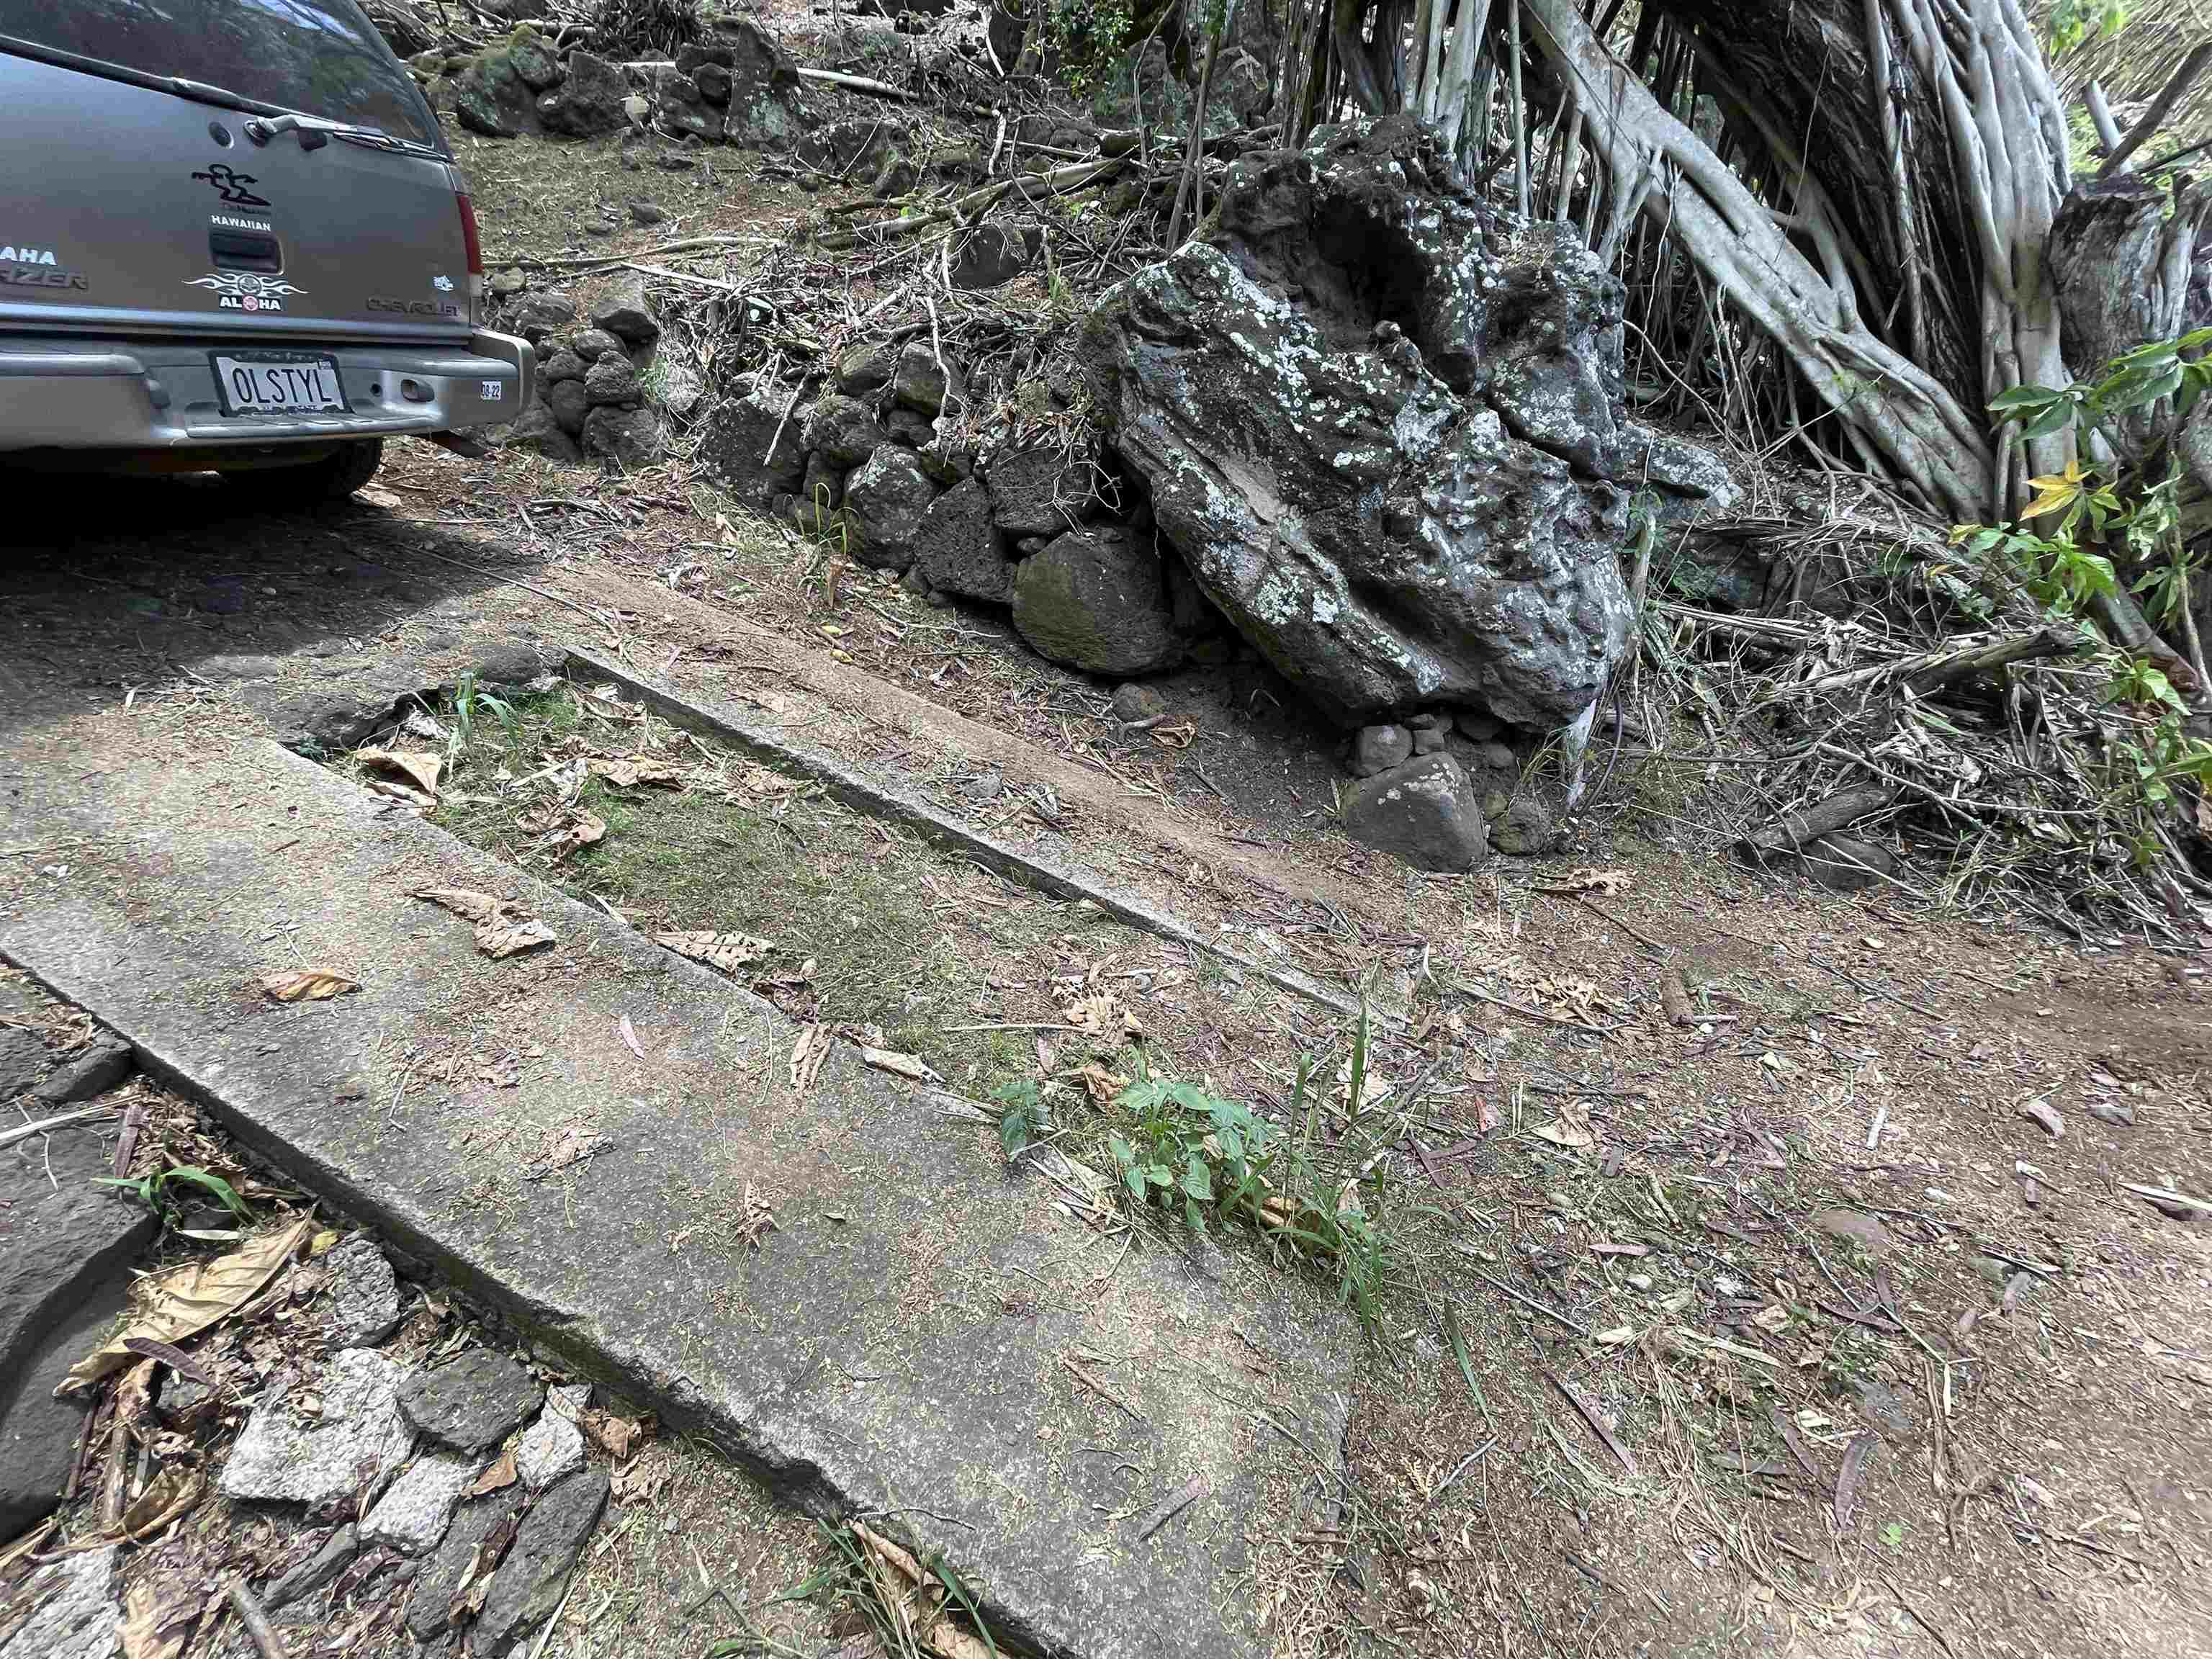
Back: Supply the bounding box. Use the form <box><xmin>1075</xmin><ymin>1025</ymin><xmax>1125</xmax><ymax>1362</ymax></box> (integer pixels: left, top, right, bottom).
<box><xmin>455</xmin><ymin>186</ymin><xmax>485</xmax><ymax>325</ymax></box>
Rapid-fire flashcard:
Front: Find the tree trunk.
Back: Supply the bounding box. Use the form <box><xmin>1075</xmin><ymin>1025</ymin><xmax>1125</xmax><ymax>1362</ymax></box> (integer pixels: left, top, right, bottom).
<box><xmin>1518</xmin><ymin>0</ymin><xmax>1995</xmax><ymax>519</ymax></box>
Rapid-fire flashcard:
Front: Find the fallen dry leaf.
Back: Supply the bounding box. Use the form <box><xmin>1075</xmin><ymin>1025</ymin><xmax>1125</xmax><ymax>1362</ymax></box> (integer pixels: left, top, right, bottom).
<box><xmin>583</xmin><ymin>1409</ymin><xmax>650</xmax><ymax>1462</ymax></box>
<box><xmin>475</xmin><ymin>920</ymin><xmax>556</xmax><ymax>960</ymax></box>
<box><xmin>1062</xmin><ymin>990</ymin><xmax>1141</xmax><ymax>1040</ymax></box>
<box><xmin>789</xmin><ymin>1022</ymin><xmax>830</xmax><ymax>1097</ymax></box>
<box><xmin>655</xmin><ymin>930</ymin><xmax>772</xmax><ymax>974</ymax></box>
<box><xmin>120</xmin><ymin>1581</ymin><xmax>196</xmax><ymax>1659</ymax></box>
<box><xmin>415</xmin><ymin>887</ymin><xmax>503</xmax><ymax>926</ymax></box>
<box><xmin>588</xmin><ymin>757</ymin><xmax>684</xmax><ymax>788</ymax></box>
<box><xmin>523</xmin><ymin>1123</ymin><xmax>611</xmax><ymax>1181</ymax></box>
<box><xmin>258</xmin><ymin>969</ymin><xmax>359</xmax><ymax>1003</ymax></box>
<box><xmin>1533</xmin><ymin>1101</ymin><xmax>1596</xmax><ymax>1149</ymax></box>
<box><xmin>738</xmin><ymin>765</ymin><xmax>796</xmax><ymax>795</ymax></box>
<box><xmin>1150</xmin><ymin>721</ymin><xmax>1197</xmax><ymax>750</ymax></box>
<box><xmin>860</xmin><ymin>1047</ymin><xmax>941</xmax><ymax>1084</ymax></box>
<box><xmin>470</xmin><ymin>1449</ymin><xmax>518</xmax><ymax>1496</ymax></box>
<box><xmin>64</xmin><ymin>1218</ymin><xmax>313</xmax><ymax>1390</ymax></box>
<box><xmin>553</xmin><ymin>811</ymin><xmax>606</xmax><ymax>859</ymax></box>
<box><xmin>359</xmin><ymin>747</ymin><xmax>442</xmax><ymax>801</ymax></box>
<box><xmin>120</xmin><ymin>1465</ymin><xmax>203</xmax><ymax>1538</ymax></box>
<box><xmin>619</xmin><ymin>1015</ymin><xmax>647</xmax><ymax>1060</ymax></box>
<box><xmin>1071</xmin><ymin>1063</ymin><xmax>1127</xmax><ymax>1106</ymax></box>
<box><xmin>1543</xmin><ymin>866</ymin><xmax>1632</xmax><ymax>896</ymax></box>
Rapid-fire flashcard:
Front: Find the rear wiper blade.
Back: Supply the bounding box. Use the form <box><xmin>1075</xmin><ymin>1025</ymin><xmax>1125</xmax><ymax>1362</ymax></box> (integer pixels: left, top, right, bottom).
<box><xmin>243</xmin><ymin>110</ymin><xmax>441</xmax><ymax>158</ymax></box>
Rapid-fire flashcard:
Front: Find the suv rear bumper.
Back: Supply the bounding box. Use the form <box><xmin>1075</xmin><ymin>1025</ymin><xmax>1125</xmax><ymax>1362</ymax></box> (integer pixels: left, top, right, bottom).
<box><xmin>0</xmin><ymin>331</ymin><xmax>534</xmax><ymax>452</ymax></box>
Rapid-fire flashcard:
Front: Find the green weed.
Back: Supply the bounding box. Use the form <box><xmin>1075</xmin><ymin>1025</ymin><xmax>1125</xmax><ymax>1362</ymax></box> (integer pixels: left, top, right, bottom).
<box><xmin>94</xmin><ymin>1164</ymin><xmax>251</xmax><ymax>1231</ymax></box>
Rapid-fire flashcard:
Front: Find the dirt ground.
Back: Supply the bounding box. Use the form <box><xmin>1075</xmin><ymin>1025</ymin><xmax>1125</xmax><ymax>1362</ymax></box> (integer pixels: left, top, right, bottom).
<box><xmin>4</xmin><ymin>91</ymin><xmax>2211</xmax><ymax>1659</ymax></box>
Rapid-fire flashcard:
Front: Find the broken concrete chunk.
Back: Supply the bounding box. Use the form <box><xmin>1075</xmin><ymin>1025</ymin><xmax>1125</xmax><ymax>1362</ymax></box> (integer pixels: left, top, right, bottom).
<box><xmin>475</xmin><ymin>1467</ymin><xmax>611</xmax><ymax>1653</ymax></box>
<box><xmin>264</xmin><ymin>1524</ymin><xmax>360</xmax><ymax>1611</ymax></box>
<box><xmin>1341</xmin><ymin>753</ymin><xmax>1489</xmax><ymax>873</ymax></box>
<box><xmin>222</xmin><ymin>1349</ymin><xmax>415</xmax><ymax>1508</ymax></box>
<box><xmin>516</xmin><ymin>1409</ymin><xmax>585</xmax><ymax>1491</ymax></box>
<box><xmin>323</xmin><ymin>1235</ymin><xmax>402</xmax><ymax>1346</ymax></box>
<box><xmin>31</xmin><ymin>1034</ymin><xmax>132</xmax><ymax>1107</ymax></box>
<box><xmin>399</xmin><ymin>1349</ymin><xmax>544</xmax><ymax>1453</ymax></box>
<box><xmin>363</xmin><ymin>1452</ymin><xmax>481</xmax><ymax>1555</ymax></box>
<box><xmin>0</xmin><ymin>1545</ymin><xmax>117</xmax><ymax>1659</ymax></box>
<box><xmin>405</xmin><ymin>1485</ymin><xmax>528</xmax><ymax>1640</ymax></box>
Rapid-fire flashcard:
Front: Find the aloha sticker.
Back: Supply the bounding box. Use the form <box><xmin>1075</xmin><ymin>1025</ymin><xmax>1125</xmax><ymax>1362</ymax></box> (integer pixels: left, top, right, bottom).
<box><xmin>186</xmin><ymin>271</ymin><xmax>305</xmax><ymax>314</ymax></box>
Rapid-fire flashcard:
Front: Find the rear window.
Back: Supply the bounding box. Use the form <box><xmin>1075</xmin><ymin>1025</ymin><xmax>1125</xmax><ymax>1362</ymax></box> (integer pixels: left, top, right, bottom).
<box><xmin>0</xmin><ymin>0</ymin><xmax>441</xmax><ymax>149</ymax></box>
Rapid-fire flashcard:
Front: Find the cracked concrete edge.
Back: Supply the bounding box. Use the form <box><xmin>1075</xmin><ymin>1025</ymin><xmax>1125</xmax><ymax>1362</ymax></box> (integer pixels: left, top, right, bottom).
<box><xmin>1</xmin><ymin>943</ymin><xmax>1049</xmax><ymax>1657</ymax></box>
<box><xmin>566</xmin><ymin>649</ymin><xmax>1385</xmax><ymax>1031</ymax></box>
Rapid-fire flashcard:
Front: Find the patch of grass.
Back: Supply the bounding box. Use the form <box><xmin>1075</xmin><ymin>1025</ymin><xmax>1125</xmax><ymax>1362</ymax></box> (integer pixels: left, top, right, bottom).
<box><xmin>423</xmin><ymin>687</ymin><xmax>1112</xmax><ymax>1096</ymax></box>
<box><xmin>94</xmin><ymin>1164</ymin><xmax>251</xmax><ymax>1231</ymax></box>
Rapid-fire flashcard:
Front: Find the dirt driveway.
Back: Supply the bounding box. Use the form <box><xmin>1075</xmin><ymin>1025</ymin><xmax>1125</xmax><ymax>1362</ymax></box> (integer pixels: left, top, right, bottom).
<box><xmin>4</xmin><ymin>444</ymin><xmax>2209</xmax><ymax>1659</ymax></box>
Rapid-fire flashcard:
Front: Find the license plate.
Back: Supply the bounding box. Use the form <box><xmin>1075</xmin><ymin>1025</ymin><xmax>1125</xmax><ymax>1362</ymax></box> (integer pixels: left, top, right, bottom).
<box><xmin>210</xmin><ymin>351</ymin><xmax>349</xmax><ymax>415</ymax></box>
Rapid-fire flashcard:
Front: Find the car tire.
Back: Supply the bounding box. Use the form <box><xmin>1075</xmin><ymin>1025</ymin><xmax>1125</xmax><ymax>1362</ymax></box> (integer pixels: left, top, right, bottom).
<box><xmin>258</xmin><ymin>439</ymin><xmax>385</xmax><ymax>505</ymax></box>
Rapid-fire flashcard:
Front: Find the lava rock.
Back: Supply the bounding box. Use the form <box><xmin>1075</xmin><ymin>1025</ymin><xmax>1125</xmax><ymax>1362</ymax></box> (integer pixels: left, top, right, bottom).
<box><xmin>1475</xmin><ymin>741</ymin><xmax>1515</xmax><ymax>772</ymax></box>
<box><xmin>503</xmin><ymin>401</ymin><xmax>584</xmax><ymax>463</ymax></box>
<box><xmin>701</xmin><ymin>385</ymin><xmax>809</xmax><ymax>503</ymax></box>
<box><xmin>1454</xmin><ymin>709</ymin><xmax>1501</xmax><ymax>742</ymax></box>
<box><xmin>1012</xmin><ymin>526</ymin><xmax>1183</xmax><ymax>677</ymax></box>
<box><xmin>980</xmin><ymin>446</ymin><xmax>1095</xmax><ymax>539</ymax></box>
<box><xmin>694</xmin><ymin>62</ymin><xmax>732</xmax><ymax>102</ymax></box>
<box><xmin>536</xmin><ymin>49</ymin><xmax>627</xmax><ymax>136</ymax></box>
<box><xmin>222</xmin><ymin>1349</ymin><xmax>415</xmax><ymax>1508</ymax></box>
<box><xmin>655</xmin><ymin>362</ymin><xmax>703</xmax><ymax>421</ymax></box>
<box><xmin>1489</xmin><ymin>795</ymin><xmax>1557</xmax><ymax>856</ymax></box>
<box><xmin>796</xmin><ymin>117</ymin><xmax>910</xmax><ymax>179</ymax></box>
<box><xmin>655</xmin><ymin>70</ymin><xmax>720</xmax><ymax>140</ymax></box>
<box><xmin>538</xmin><ymin>349</ymin><xmax>587</xmax><ymax>385</ymax></box>
<box><xmin>567</xmin><ymin>328</ymin><xmax>624</xmax><ymax>363</ymax></box>
<box><xmin>545</xmin><ymin>380</ymin><xmax>590</xmax><ymax>437</ymax></box>
<box><xmin>716</xmin><ymin>17</ymin><xmax>806</xmax><ymax>148</ymax></box>
<box><xmin>1479</xmin><ymin>239</ymin><xmax>1629</xmax><ymax>479</ymax></box>
<box><xmin>890</xmin><ymin>341</ymin><xmax>961</xmax><ymax>415</ymax></box>
<box><xmin>1411</xmin><ymin>724</ymin><xmax>1444</xmax><ymax>755</ymax></box>
<box><xmin>323</xmin><ymin>1235</ymin><xmax>402</xmax><ymax>1347</ymax></box>
<box><xmin>450</xmin><ymin>41</ymin><xmax>539</xmax><ymax>136</ymax></box>
<box><xmin>580</xmin><ymin>406</ymin><xmax>663</xmax><ymax>471</ymax></box>
<box><xmin>948</xmin><ymin>222</ymin><xmax>1040</xmax><ymax>289</ymax></box>
<box><xmin>502</xmin><ymin>294</ymin><xmax>570</xmax><ymax>345</ymax></box>
<box><xmin>1352</xmin><ymin>724</ymin><xmax>1411</xmax><ymax>777</ymax></box>
<box><xmin>629</xmin><ymin>197</ymin><xmax>668</xmax><ymax>225</ymax></box>
<box><xmin>398</xmin><ymin>1349</ymin><xmax>543</xmax><ymax>1453</ymax></box>
<box><xmin>843</xmin><ymin>447</ymin><xmax>939</xmax><ymax>571</ymax></box>
<box><xmin>265</xmin><ymin>1524</ymin><xmax>360</xmax><ymax>1611</ymax></box>
<box><xmin>363</xmin><ymin>1452</ymin><xmax>480</xmax><ymax>1555</ymax></box>
<box><xmin>589</xmin><ymin>274</ymin><xmax>660</xmax><ymax>349</ymax></box>
<box><xmin>405</xmin><ymin>1485</ymin><xmax>528</xmax><ymax>1640</ymax></box>
<box><xmin>1798</xmin><ymin>834</ymin><xmax>1894</xmax><ymax>891</ymax></box>
<box><xmin>799</xmin><ymin>453</ymin><xmax>845</xmax><ymax>515</ymax></box>
<box><xmin>583</xmin><ymin>356</ymin><xmax>641</xmax><ymax>407</ymax></box>
<box><xmin>1341</xmin><ymin>752</ymin><xmax>1489</xmax><ymax>872</ymax></box>
<box><xmin>1112</xmin><ymin>683</ymin><xmax>1171</xmax><ymax>724</ymax></box>
<box><xmin>516</xmin><ymin>1410</ymin><xmax>585</xmax><ymax>1491</ymax></box>
<box><xmin>475</xmin><ymin>1468</ymin><xmax>611</xmax><ymax>1653</ymax></box>
<box><xmin>1084</xmin><ymin>116</ymin><xmax>1632</xmax><ymax>729</ymax></box>
<box><xmin>802</xmin><ymin>395</ymin><xmax>890</xmax><ymax>469</ymax></box>
<box><xmin>834</xmin><ymin>341</ymin><xmax>899</xmax><ymax>395</ymax></box>
<box><xmin>884</xmin><ymin>405</ymin><xmax>936</xmax><ymax>447</ymax></box>
<box><xmin>910</xmin><ymin>477</ymin><xmax>1013</xmax><ymax>603</ymax></box>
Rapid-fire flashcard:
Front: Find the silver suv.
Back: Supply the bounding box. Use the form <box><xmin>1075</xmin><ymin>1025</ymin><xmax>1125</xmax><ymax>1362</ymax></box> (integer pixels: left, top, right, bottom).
<box><xmin>0</xmin><ymin>0</ymin><xmax>532</xmax><ymax>500</ymax></box>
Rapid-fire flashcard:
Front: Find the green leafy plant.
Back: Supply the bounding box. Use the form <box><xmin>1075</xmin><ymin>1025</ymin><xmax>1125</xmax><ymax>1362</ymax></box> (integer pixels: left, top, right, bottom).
<box><xmin>995</xmin><ymin>1076</ymin><xmax>1043</xmax><ymax>1161</ymax></box>
<box><xmin>2049</xmin><ymin>0</ymin><xmax>2128</xmax><ymax>53</ymax></box>
<box><xmin>94</xmin><ymin>1165</ymin><xmax>252</xmax><ymax>1230</ymax></box>
<box><xmin>447</xmin><ymin>670</ymin><xmax>519</xmax><ymax>774</ymax></box>
<box><xmin>1043</xmin><ymin>0</ymin><xmax>1136</xmax><ymax>92</ymax></box>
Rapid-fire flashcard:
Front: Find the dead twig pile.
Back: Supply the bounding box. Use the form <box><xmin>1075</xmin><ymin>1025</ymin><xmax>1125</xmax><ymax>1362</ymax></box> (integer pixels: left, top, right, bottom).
<box><xmin>1617</xmin><ymin>496</ymin><xmax>2209</xmax><ymax>941</ymax></box>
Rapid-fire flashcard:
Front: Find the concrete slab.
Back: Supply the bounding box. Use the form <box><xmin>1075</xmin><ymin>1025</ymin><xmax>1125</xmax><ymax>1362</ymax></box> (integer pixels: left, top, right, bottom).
<box><xmin>0</xmin><ymin>739</ymin><xmax>1354</xmax><ymax>1659</ymax></box>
